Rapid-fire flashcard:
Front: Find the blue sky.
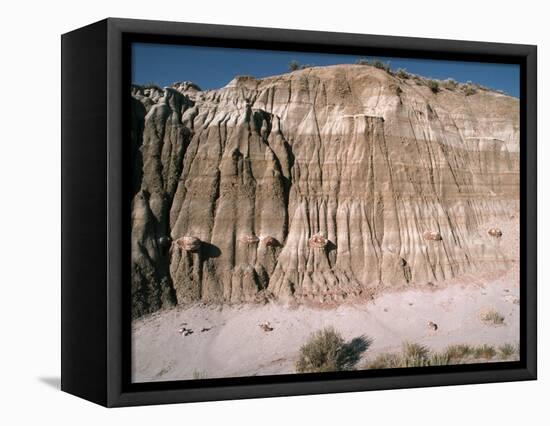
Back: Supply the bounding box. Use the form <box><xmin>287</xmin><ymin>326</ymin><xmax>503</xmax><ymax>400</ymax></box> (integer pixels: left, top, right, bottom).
<box><xmin>132</xmin><ymin>43</ymin><xmax>520</xmax><ymax>97</ymax></box>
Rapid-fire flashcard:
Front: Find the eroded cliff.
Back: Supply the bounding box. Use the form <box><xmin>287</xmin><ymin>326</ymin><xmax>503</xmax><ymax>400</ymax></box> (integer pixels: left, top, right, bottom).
<box><xmin>130</xmin><ymin>65</ymin><xmax>519</xmax><ymax>318</ymax></box>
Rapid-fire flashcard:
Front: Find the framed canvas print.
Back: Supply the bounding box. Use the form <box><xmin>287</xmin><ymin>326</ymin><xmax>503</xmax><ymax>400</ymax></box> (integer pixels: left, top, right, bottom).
<box><xmin>61</xmin><ymin>18</ymin><xmax>537</xmax><ymax>407</ymax></box>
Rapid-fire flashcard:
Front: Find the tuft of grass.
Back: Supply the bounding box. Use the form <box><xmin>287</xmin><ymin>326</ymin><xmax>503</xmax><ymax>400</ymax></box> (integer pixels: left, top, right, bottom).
<box><xmin>365</xmin><ymin>352</ymin><xmax>403</xmax><ymax>369</ymax></box>
<box><xmin>498</xmin><ymin>343</ymin><xmax>517</xmax><ymax>358</ymax></box>
<box><xmin>192</xmin><ymin>370</ymin><xmax>208</xmax><ymax>380</ymax></box>
<box><xmin>482</xmin><ymin>310</ymin><xmax>505</xmax><ymax>325</ymax></box>
<box><xmin>445</xmin><ymin>344</ymin><xmax>473</xmax><ymax>362</ymax></box>
<box><xmin>429</xmin><ymin>352</ymin><xmax>451</xmax><ymax>366</ymax></box>
<box><xmin>355</xmin><ymin>58</ymin><xmax>391</xmax><ymax>73</ymax></box>
<box><xmin>462</xmin><ymin>83</ymin><xmax>477</xmax><ymax>96</ymax></box>
<box><xmin>288</xmin><ymin>60</ymin><xmax>301</xmax><ymax>72</ymax></box>
<box><xmin>372</xmin><ymin>59</ymin><xmax>391</xmax><ymax>72</ymax></box>
<box><xmin>473</xmin><ymin>344</ymin><xmax>497</xmax><ymax>359</ymax></box>
<box><xmin>288</xmin><ymin>60</ymin><xmax>315</xmax><ymax>71</ymax></box>
<box><xmin>402</xmin><ymin>342</ymin><xmax>430</xmax><ymax>367</ymax></box>
<box><xmin>403</xmin><ymin>342</ymin><xmax>429</xmax><ymax>359</ymax></box>
<box><xmin>427</xmin><ymin>79</ymin><xmax>440</xmax><ymax>93</ymax></box>
<box><xmin>442</xmin><ymin>78</ymin><xmax>458</xmax><ymax>90</ymax></box>
<box><xmin>396</xmin><ymin>68</ymin><xmax>410</xmax><ymax>79</ymax></box>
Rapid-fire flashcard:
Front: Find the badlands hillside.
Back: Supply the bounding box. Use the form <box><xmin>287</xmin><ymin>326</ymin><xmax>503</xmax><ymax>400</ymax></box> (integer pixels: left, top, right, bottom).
<box><xmin>130</xmin><ymin>64</ymin><xmax>519</xmax><ymax>320</ymax></box>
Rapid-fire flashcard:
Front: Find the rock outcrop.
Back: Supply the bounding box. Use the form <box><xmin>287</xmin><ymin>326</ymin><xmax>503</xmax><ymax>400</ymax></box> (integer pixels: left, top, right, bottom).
<box><xmin>130</xmin><ymin>65</ymin><xmax>519</xmax><ymax>318</ymax></box>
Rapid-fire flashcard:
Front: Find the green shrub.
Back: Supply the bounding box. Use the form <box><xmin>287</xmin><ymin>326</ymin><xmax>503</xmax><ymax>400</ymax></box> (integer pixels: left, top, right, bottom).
<box><xmin>372</xmin><ymin>59</ymin><xmax>391</xmax><ymax>72</ymax></box>
<box><xmin>355</xmin><ymin>58</ymin><xmax>391</xmax><ymax>72</ymax></box>
<box><xmin>396</xmin><ymin>68</ymin><xmax>410</xmax><ymax>79</ymax></box>
<box><xmin>462</xmin><ymin>83</ymin><xmax>477</xmax><ymax>96</ymax></box>
<box><xmin>442</xmin><ymin>78</ymin><xmax>458</xmax><ymax>90</ymax></box>
<box><xmin>296</xmin><ymin>327</ymin><xmax>346</xmax><ymax>373</ymax></box>
<box><xmin>288</xmin><ymin>60</ymin><xmax>301</xmax><ymax>72</ymax></box>
<box><xmin>427</xmin><ymin>80</ymin><xmax>440</xmax><ymax>93</ymax></box>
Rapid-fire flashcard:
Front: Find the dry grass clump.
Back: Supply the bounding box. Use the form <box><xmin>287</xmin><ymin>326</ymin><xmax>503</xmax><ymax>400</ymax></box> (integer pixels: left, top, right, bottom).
<box><xmin>355</xmin><ymin>58</ymin><xmax>391</xmax><ymax>73</ymax></box>
<box><xmin>441</xmin><ymin>78</ymin><xmax>458</xmax><ymax>90</ymax></box>
<box><xmin>365</xmin><ymin>342</ymin><xmax>449</xmax><ymax>369</ymax></box>
<box><xmin>396</xmin><ymin>68</ymin><xmax>410</xmax><ymax>79</ymax></box>
<box><xmin>296</xmin><ymin>327</ymin><xmax>371</xmax><ymax>373</ymax></box>
<box><xmin>498</xmin><ymin>343</ymin><xmax>517</xmax><ymax>358</ymax></box>
<box><xmin>473</xmin><ymin>344</ymin><xmax>497</xmax><ymax>359</ymax></box>
<box><xmin>445</xmin><ymin>344</ymin><xmax>474</xmax><ymax>361</ymax></box>
<box><xmin>481</xmin><ymin>309</ymin><xmax>505</xmax><ymax>325</ymax></box>
<box><xmin>461</xmin><ymin>83</ymin><xmax>477</xmax><ymax>96</ymax></box>
<box><xmin>192</xmin><ymin>370</ymin><xmax>208</xmax><ymax>380</ymax></box>
<box><xmin>366</xmin><ymin>352</ymin><xmax>403</xmax><ymax>369</ymax></box>
<box><xmin>363</xmin><ymin>342</ymin><xmax>518</xmax><ymax>370</ymax></box>
<box><xmin>288</xmin><ymin>60</ymin><xmax>315</xmax><ymax>72</ymax></box>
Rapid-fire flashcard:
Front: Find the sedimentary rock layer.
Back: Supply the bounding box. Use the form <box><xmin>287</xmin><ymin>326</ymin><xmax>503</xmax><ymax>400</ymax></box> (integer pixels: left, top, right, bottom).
<box><xmin>130</xmin><ymin>65</ymin><xmax>519</xmax><ymax>318</ymax></box>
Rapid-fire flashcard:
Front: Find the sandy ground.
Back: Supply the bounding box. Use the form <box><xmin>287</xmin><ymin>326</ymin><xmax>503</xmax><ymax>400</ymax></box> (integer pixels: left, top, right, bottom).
<box><xmin>132</xmin><ymin>263</ymin><xmax>519</xmax><ymax>382</ymax></box>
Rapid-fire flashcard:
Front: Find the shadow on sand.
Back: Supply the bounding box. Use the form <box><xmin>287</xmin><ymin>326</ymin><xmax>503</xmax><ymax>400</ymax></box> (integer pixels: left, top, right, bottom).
<box><xmin>340</xmin><ymin>335</ymin><xmax>373</xmax><ymax>370</ymax></box>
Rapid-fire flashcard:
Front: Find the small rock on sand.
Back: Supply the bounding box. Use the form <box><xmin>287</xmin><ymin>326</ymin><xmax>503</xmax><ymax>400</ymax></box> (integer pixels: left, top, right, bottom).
<box><xmin>259</xmin><ymin>322</ymin><xmax>274</xmax><ymax>332</ymax></box>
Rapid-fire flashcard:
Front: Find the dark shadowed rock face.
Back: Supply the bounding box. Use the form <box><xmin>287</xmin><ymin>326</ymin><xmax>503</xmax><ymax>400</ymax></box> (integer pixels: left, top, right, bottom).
<box><xmin>130</xmin><ymin>65</ymin><xmax>519</xmax><ymax>318</ymax></box>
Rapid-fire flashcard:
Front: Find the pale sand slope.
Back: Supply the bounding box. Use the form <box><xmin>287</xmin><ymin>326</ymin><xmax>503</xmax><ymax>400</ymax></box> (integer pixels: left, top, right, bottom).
<box><xmin>132</xmin><ymin>266</ymin><xmax>519</xmax><ymax>382</ymax></box>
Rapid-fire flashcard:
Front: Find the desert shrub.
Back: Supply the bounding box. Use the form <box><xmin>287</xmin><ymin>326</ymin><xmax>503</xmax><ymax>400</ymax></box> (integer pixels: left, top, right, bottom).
<box><xmin>296</xmin><ymin>329</ymin><xmax>371</xmax><ymax>373</ymax></box>
<box><xmin>442</xmin><ymin>78</ymin><xmax>458</xmax><ymax>90</ymax></box>
<box><xmin>296</xmin><ymin>327</ymin><xmax>347</xmax><ymax>373</ymax></box>
<box><xmin>372</xmin><ymin>59</ymin><xmax>391</xmax><ymax>72</ymax></box>
<box><xmin>355</xmin><ymin>58</ymin><xmax>391</xmax><ymax>72</ymax></box>
<box><xmin>462</xmin><ymin>83</ymin><xmax>477</xmax><ymax>96</ymax></box>
<box><xmin>498</xmin><ymin>343</ymin><xmax>517</xmax><ymax>358</ymax></box>
<box><xmin>482</xmin><ymin>310</ymin><xmax>505</xmax><ymax>325</ymax></box>
<box><xmin>475</xmin><ymin>83</ymin><xmax>490</xmax><ymax>91</ymax></box>
<box><xmin>395</xmin><ymin>85</ymin><xmax>403</xmax><ymax>96</ymax></box>
<box><xmin>427</xmin><ymin>79</ymin><xmax>440</xmax><ymax>93</ymax></box>
<box><xmin>473</xmin><ymin>344</ymin><xmax>497</xmax><ymax>359</ymax></box>
<box><xmin>396</xmin><ymin>68</ymin><xmax>410</xmax><ymax>79</ymax></box>
<box><xmin>288</xmin><ymin>60</ymin><xmax>301</xmax><ymax>72</ymax></box>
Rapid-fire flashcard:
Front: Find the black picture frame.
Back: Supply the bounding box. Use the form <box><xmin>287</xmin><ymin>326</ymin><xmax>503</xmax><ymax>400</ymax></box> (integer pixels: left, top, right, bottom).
<box><xmin>61</xmin><ymin>17</ymin><xmax>537</xmax><ymax>407</ymax></box>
